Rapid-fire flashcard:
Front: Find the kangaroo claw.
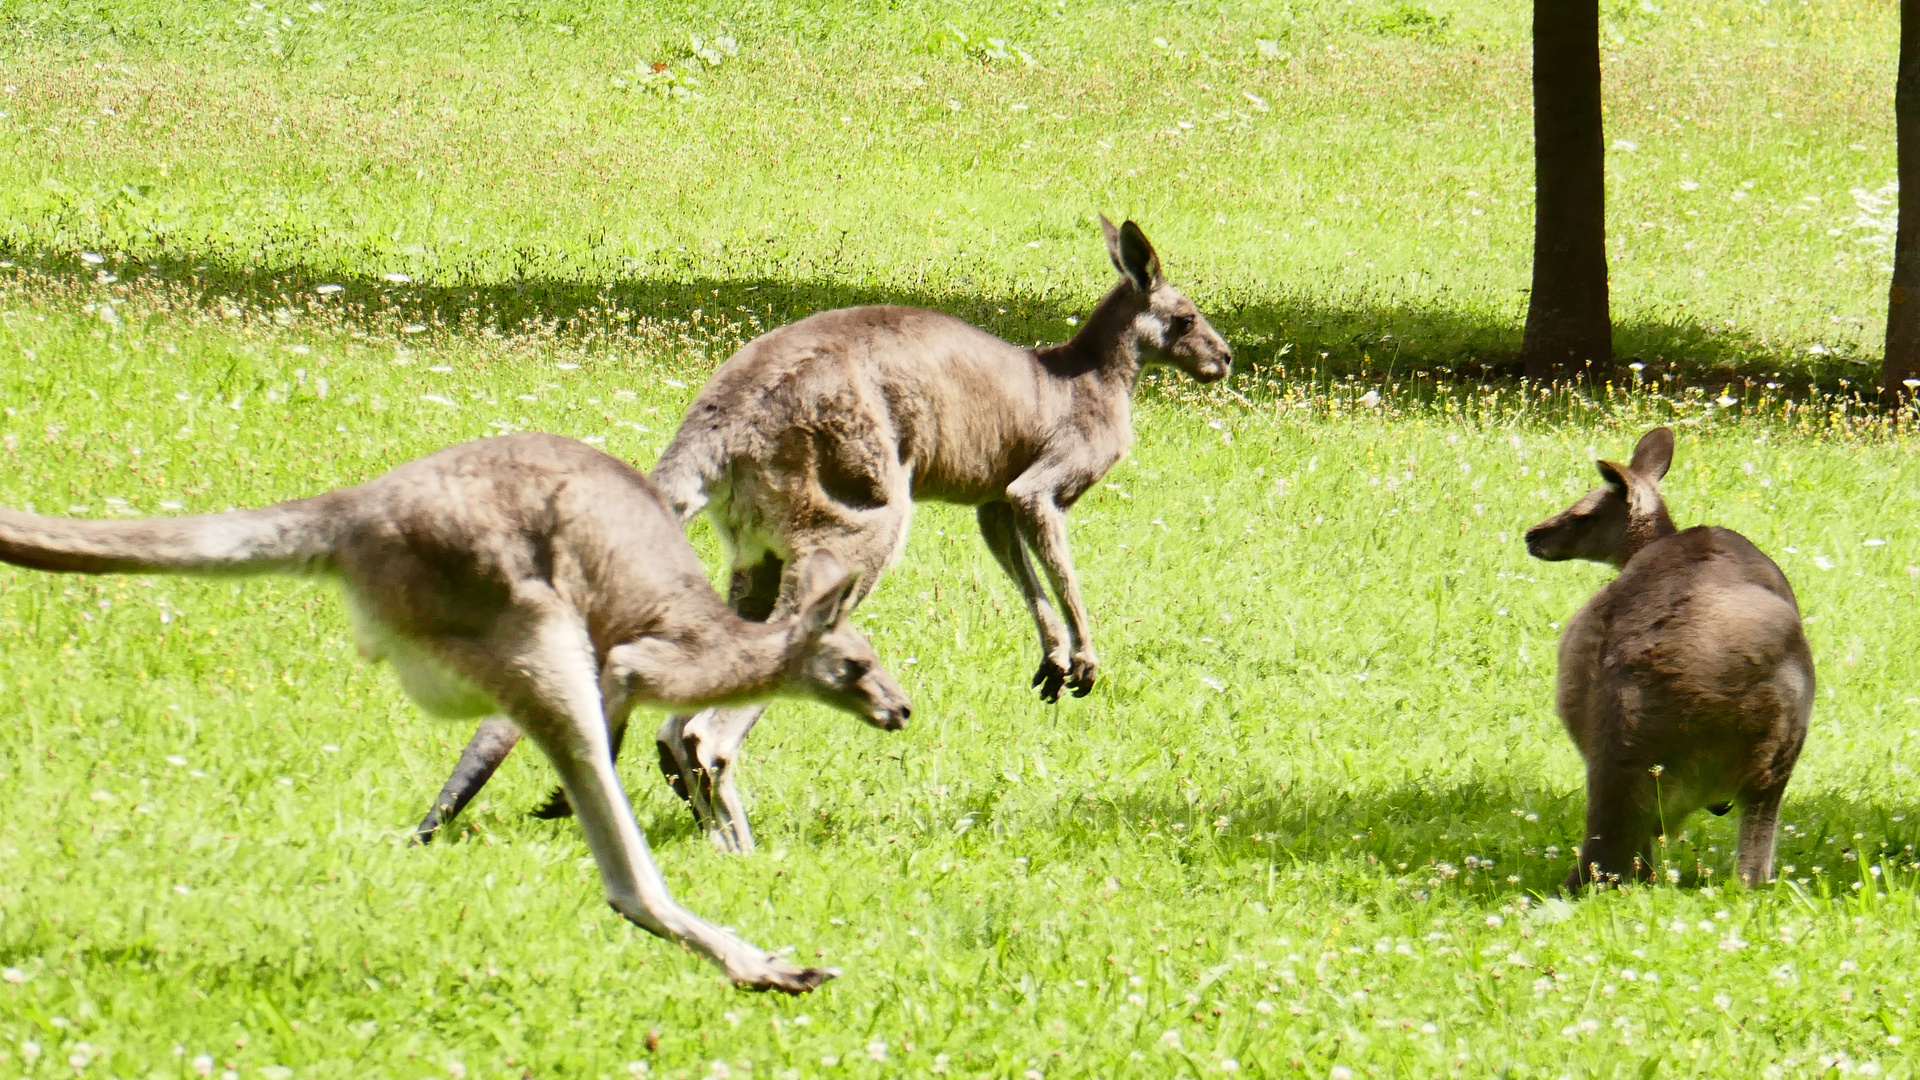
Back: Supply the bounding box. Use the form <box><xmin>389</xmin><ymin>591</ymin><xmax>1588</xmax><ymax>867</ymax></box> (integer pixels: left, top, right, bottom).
<box><xmin>529</xmin><ymin>787</ymin><xmax>575</xmax><ymax>819</ymax></box>
<box><xmin>1032</xmin><ymin>659</ymin><xmax>1066</xmax><ymax>703</ymax></box>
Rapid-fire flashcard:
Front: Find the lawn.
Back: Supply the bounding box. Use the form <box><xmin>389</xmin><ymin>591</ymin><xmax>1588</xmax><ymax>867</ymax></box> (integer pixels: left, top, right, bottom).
<box><xmin>1</xmin><ymin>1</ymin><xmax>1919</xmax><ymax>1077</ymax></box>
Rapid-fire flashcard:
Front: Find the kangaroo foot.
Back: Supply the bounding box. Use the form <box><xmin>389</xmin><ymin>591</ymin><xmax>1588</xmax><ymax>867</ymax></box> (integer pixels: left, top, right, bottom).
<box><xmin>530</xmin><ymin>787</ymin><xmax>574</xmax><ymax>819</ymax></box>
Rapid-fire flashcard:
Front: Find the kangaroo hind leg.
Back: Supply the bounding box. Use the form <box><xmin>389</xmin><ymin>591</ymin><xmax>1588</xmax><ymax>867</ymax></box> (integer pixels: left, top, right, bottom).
<box><xmin>978</xmin><ymin>501</ymin><xmax>1072</xmax><ymax>702</ymax></box>
<box><xmin>1735</xmin><ymin>785</ymin><xmax>1787</xmax><ymax>885</ymax></box>
<box><xmin>1568</xmin><ymin>762</ymin><xmax>1659</xmax><ymax>894</ymax></box>
<box><xmin>656</xmin><ymin>550</ymin><xmax>785</xmax><ymax>838</ymax></box>
<box><xmin>488</xmin><ymin>610</ymin><xmax>833</xmax><ymax>993</ymax></box>
<box><xmin>675</xmin><ymin>518</ymin><xmax>904</xmax><ymax>857</ymax></box>
<box><xmin>412</xmin><ymin>716</ymin><xmax>521</xmax><ymax>845</ymax></box>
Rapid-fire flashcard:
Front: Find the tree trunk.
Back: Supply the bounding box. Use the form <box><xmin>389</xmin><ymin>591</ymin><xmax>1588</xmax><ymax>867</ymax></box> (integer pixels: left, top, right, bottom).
<box><xmin>1883</xmin><ymin>0</ymin><xmax>1920</xmax><ymax>408</ymax></box>
<box><xmin>1521</xmin><ymin>0</ymin><xmax>1611</xmax><ymax>383</ymax></box>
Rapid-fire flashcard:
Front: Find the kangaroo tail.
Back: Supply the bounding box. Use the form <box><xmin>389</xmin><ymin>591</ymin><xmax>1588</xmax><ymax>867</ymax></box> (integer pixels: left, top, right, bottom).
<box><xmin>0</xmin><ymin>495</ymin><xmax>342</xmax><ymax>576</ymax></box>
<box><xmin>649</xmin><ymin>424</ymin><xmax>722</xmax><ymax>528</ymax></box>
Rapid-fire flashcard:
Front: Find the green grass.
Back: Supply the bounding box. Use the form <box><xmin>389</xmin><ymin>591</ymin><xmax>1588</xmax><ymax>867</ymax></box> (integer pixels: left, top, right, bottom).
<box><xmin>0</xmin><ymin>0</ymin><xmax>1901</xmax><ymax>380</ymax></box>
<box><xmin>3</xmin><ymin>1</ymin><xmax>1920</xmax><ymax>1077</ymax></box>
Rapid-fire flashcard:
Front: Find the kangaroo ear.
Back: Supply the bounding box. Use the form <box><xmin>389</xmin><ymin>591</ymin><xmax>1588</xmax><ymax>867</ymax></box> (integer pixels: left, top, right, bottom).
<box><xmin>1629</xmin><ymin>426</ymin><xmax>1674</xmax><ymax>483</ymax></box>
<box><xmin>1595</xmin><ymin>459</ymin><xmax>1631</xmax><ymax>497</ymax></box>
<box><xmin>794</xmin><ymin>551</ymin><xmax>857</xmax><ymax>637</ymax></box>
<box><xmin>1102</xmin><ymin>215</ymin><xmax>1160</xmax><ymax>292</ymax></box>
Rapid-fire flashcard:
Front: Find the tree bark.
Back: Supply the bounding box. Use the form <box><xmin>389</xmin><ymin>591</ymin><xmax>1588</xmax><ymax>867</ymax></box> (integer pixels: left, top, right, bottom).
<box><xmin>1522</xmin><ymin>0</ymin><xmax>1611</xmax><ymax>383</ymax></box>
<box><xmin>1883</xmin><ymin>0</ymin><xmax>1920</xmax><ymax>408</ymax></box>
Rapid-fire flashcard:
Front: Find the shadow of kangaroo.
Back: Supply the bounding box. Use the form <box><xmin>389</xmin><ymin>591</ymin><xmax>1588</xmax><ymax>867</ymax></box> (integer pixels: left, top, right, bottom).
<box><xmin>1525</xmin><ymin>426</ymin><xmax>1813</xmax><ymax>891</ymax></box>
<box><xmin>0</xmin><ymin>433</ymin><xmax>909</xmax><ymax>994</ymax></box>
<box><xmin>418</xmin><ymin>215</ymin><xmax>1233</xmax><ymax>854</ymax></box>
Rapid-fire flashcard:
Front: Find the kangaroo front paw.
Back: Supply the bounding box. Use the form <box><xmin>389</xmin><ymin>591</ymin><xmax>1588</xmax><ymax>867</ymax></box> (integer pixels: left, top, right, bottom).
<box><xmin>1031</xmin><ymin>656</ymin><xmax>1068</xmax><ymax>703</ymax></box>
<box><xmin>529</xmin><ymin>786</ymin><xmax>574</xmax><ymax>819</ymax></box>
<box><xmin>1067</xmin><ymin>654</ymin><xmax>1098</xmax><ymax>698</ymax></box>
<box><xmin>733</xmin><ymin>957</ymin><xmax>841</xmax><ymax>995</ymax></box>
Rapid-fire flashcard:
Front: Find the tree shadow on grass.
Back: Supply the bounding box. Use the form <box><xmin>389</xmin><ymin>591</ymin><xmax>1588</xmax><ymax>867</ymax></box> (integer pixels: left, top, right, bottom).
<box><xmin>1026</xmin><ymin>779</ymin><xmax>1920</xmax><ymax>902</ymax></box>
<box><xmin>0</xmin><ymin>247</ymin><xmax>1881</xmax><ymax>396</ymax></box>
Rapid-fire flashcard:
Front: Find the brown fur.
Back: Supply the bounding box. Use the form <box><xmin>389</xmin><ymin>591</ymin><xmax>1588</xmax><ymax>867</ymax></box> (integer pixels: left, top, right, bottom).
<box><xmin>429</xmin><ymin>216</ymin><xmax>1234</xmax><ymax>854</ymax></box>
<box><xmin>0</xmin><ymin>433</ymin><xmax>909</xmax><ymax>993</ymax></box>
<box><xmin>1526</xmin><ymin>427</ymin><xmax>1813</xmax><ymax>890</ymax></box>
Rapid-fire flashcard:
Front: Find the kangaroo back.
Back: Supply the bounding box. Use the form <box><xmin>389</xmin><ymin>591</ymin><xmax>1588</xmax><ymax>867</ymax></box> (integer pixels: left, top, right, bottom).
<box><xmin>0</xmin><ymin>496</ymin><xmax>341</xmax><ymax>576</ymax></box>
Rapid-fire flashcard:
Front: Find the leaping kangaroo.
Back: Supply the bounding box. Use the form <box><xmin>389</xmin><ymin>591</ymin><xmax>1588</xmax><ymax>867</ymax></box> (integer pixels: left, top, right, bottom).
<box><xmin>0</xmin><ymin>433</ymin><xmax>909</xmax><ymax>993</ymax></box>
<box><xmin>417</xmin><ymin>215</ymin><xmax>1233</xmax><ymax>853</ymax></box>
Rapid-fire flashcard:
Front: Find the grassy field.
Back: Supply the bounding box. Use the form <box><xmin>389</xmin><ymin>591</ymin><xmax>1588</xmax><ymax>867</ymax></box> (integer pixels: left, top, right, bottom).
<box><xmin>3</xmin><ymin>0</ymin><xmax>1920</xmax><ymax>1077</ymax></box>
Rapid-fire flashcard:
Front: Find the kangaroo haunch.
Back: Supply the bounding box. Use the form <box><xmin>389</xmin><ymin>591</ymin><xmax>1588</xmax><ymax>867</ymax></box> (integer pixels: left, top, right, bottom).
<box><xmin>0</xmin><ymin>433</ymin><xmax>910</xmax><ymax>994</ymax></box>
<box><xmin>1526</xmin><ymin>426</ymin><xmax>1813</xmax><ymax>891</ymax></box>
<box><xmin>422</xmin><ymin>214</ymin><xmax>1234</xmax><ymax>855</ymax></box>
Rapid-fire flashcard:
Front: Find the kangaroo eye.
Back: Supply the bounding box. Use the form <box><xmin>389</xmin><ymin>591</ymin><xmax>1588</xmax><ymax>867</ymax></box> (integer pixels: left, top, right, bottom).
<box><xmin>1168</xmin><ymin>315</ymin><xmax>1194</xmax><ymax>337</ymax></box>
<box><xmin>842</xmin><ymin>658</ymin><xmax>869</xmax><ymax>680</ymax></box>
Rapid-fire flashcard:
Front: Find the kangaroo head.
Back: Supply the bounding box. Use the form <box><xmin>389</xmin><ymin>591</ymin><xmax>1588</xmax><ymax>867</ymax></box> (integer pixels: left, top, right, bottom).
<box><xmin>786</xmin><ymin>550</ymin><xmax>913</xmax><ymax>730</ymax></box>
<box><xmin>1099</xmin><ymin>214</ymin><xmax>1233</xmax><ymax>383</ymax></box>
<box><xmin>1525</xmin><ymin>426</ymin><xmax>1677</xmax><ymax>567</ymax></box>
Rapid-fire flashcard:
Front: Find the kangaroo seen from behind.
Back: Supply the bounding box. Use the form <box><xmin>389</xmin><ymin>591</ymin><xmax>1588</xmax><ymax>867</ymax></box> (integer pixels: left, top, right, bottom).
<box><xmin>0</xmin><ymin>433</ymin><xmax>909</xmax><ymax>993</ymax></box>
<box><xmin>420</xmin><ymin>215</ymin><xmax>1233</xmax><ymax>853</ymax></box>
<box><xmin>1526</xmin><ymin>427</ymin><xmax>1813</xmax><ymax>891</ymax></box>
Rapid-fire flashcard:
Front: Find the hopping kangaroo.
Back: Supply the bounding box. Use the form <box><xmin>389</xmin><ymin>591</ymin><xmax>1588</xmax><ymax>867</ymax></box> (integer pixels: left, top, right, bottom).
<box><xmin>0</xmin><ymin>433</ymin><xmax>909</xmax><ymax>993</ymax></box>
<box><xmin>1526</xmin><ymin>427</ymin><xmax>1812</xmax><ymax>890</ymax></box>
<box><xmin>420</xmin><ymin>215</ymin><xmax>1232</xmax><ymax>853</ymax></box>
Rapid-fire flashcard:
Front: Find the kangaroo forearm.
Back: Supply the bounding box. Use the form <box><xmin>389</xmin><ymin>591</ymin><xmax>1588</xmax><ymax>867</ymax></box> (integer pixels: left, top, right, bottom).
<box><xmin>1010</xmin><ymin>501</ymin><xmax>1093</xmax><ymax>652</ymax></box>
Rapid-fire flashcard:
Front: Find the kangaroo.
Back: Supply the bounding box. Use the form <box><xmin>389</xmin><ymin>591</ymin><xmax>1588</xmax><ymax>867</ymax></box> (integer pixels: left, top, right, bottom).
<box><xmin>421</xmin><ymin>215</ymin><xmax>1233</xmax><ymax>854</ymax></box>
<box><xmin>0</xmin><ymin>433</ymin><xmax>910</xmax><ymax>993</ymax></box>
<box><xmin>1526</xmin><ymin>427</ymin><xmax>1813</xmax><ymax>891</ymax></box>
